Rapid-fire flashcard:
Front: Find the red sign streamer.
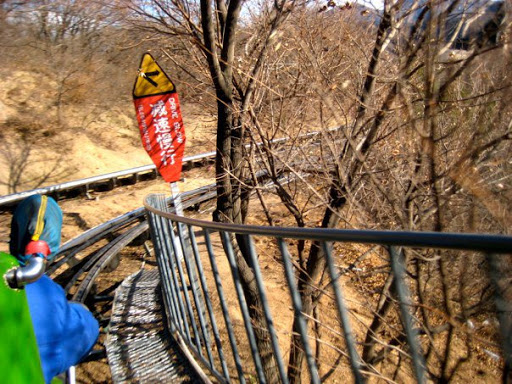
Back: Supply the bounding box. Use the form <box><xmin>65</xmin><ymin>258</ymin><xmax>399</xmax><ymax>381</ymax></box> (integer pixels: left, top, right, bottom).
<box><xmin>133</xmin><ymin>53</ymin><xmax>186</xmax><ymax>183</ymax></box>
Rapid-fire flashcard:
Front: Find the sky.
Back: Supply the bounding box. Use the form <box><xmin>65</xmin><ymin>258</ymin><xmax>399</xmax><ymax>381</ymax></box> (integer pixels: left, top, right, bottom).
<box><xmin>357</xmin><ymin>0</ymin><xmax>385</xmax><ymax>10</ymax></box>
<box><xmin>356</xmin><ymin>0</ymin><xmax>502</xmax><ymax>11</ymax></box>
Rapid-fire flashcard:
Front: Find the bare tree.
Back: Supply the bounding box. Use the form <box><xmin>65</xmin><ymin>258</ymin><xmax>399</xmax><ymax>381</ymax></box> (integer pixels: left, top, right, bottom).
<box><xmin>224</xmin><ymin>0</ymin><xmax>511</xmax><ymax>381</ymax></box>
<box><xmin>1</xmin><ymin>0</ymin><xmax>136</xmax><ymax>127</ymax></box>
<box><xmin>255</xmin><ymin>1</ymin><xmax>511</xmax><ymax>382</ymax></box>
<box><xmin>125</xmin><ymin>0</ymin><xmax>299</xmax><ymax>380</ymax></box>
<box><xmin>0</xmin><ymin>122</ymin><xmax>71</xmax><ymax>193</ymax></box>
<box><xmin>123</xmin><ymin>0</ymin><xmax>510</xmax><ymax>381</ymax></box>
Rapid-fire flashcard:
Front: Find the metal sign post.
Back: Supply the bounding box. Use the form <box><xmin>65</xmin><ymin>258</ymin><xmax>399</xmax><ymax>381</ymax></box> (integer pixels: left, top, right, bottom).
<box><xmin>170</xmin><ymin>181</ymin><xmax>184</xmax><ymax>216</ymax></box>
<box><xmin>169</xmin><ymin>181</ymin><xmax>186</xmax><ymax>262</ymax></box>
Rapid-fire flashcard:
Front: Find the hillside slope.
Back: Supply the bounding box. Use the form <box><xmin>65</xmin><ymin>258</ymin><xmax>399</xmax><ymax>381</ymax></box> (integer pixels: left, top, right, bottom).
<box><xmin>0</xmin><ymin>69</ymin><xmax>215</xmax><ymax>196</ymax></box>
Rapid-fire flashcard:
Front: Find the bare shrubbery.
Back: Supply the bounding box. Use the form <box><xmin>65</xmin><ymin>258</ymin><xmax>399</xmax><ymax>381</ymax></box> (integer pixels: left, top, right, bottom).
<box><xmin>124</xmin><ymin>0</ymin><xmax>510</xmax><ymax>381</ymax></box>
<box><xmin>238</xmin><ymin>1</ymin><xmax>511</xmax><ymax>382</ymax></box>
<box><xmin>0</xmin><ymin>0</ymin><xmax>150</xmax><ymax>192</ymax></box>
<box><xmin>0</xmin><ymin>116</ymin><xmax>72</xmax><ymax>193</ymax></box>
<box><xmin>1</xmin><ymin>0</ymin><xmax>510</xmax><ymax>381</ymax></box>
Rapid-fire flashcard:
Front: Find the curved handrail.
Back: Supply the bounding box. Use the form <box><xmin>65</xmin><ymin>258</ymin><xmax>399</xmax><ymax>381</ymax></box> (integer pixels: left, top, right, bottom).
<box><xmin>144</xmin><ymin>195</ymin><xmax>512</xmax><ymax>253</ymax></box>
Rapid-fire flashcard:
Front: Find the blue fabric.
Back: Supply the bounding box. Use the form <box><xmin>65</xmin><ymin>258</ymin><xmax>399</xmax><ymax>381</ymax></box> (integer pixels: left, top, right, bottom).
<box><xmin>9</xmin><ymin>195</ymin><xmax>99</xmax><ymax>383</ymax></box>
<box><xmin>25</xmin><ymin>276</ymin><xmax>99</xmax><ymax>384</ymax></box>
<box><xmin>10</xmin><ymin>195</ymin><xmax>63</xmax><ymax>263</ymax></box>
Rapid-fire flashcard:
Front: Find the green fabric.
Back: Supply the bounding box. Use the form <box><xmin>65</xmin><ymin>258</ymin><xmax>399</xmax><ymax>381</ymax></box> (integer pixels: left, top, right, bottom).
<box><xmin>0</xmin><ymin>251</ymin><xmax>44</xmax><ymax>383</ymax></box>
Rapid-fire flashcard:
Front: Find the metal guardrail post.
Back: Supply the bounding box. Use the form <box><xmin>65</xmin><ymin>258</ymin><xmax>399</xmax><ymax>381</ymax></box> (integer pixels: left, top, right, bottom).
<box><xmin>221</xmin><ymin>231</ymin><xmax>267</xmax><ymax>384</ymax></box>
<box><xmin>167</xmin><ymin>215</ymin><xmax>204</xmax><ymax>354</ymax></box>
<box><xmin>204</xmin><ymin>229</ymin><xmax>245</xmax><ymax>383</ymax></box>
<box><xmin>278</xmin><ymin>238</ymin><xmax>321</xmax><ymax>384</ymax></box>
<box><xmin>145</xmin><ymin>195</ymin><xmax>182</xmax><ymax>335</ymax></box>
<box><xmin>244</xmin><ymin>234</ymin><xmax>289</xmax><ymax>384</ymax></box>
<box><xmin>160</xmin><ymin>196</ymin><xmax>200</xmax><ymax>347</ymax></box>
<box><xmin>174</xmin><ymin>215</ymin><xmax>211</xmax><ymax>350</ymax></box>
<box><xmin>178</xmin><ymin>224</ymin><xmax>212</xmax><ymax>360</ymax></box>
<box><xmin>389</xmin><ymin>246</ymin><xmax>426</xmax><ymax>384</ymax></box>
<box><xmin>188</xmin><ymin>226</ymin><xmax>229</xmax><ymax>377</ymax></box>
<box><xmin>322</xmin><ymin>241</ymin><xmax>366</xmax><ymax>384</ymax></box>
<box><xmin>487</xmin><ymin>252</ymin><xmax>512</xmax><ymax>381</ymax></box>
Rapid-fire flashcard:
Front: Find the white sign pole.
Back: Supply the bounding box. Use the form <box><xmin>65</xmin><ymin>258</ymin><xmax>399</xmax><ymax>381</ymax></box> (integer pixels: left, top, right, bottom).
<box><xmin>170</xmin><ymin>181</ymin><xmax>184</xmax><ymax>216</ymax></box>
<box><xmin>169</xmin><ymin>181</ymin><xmax>186</xmax><ymax>262</ymax></box>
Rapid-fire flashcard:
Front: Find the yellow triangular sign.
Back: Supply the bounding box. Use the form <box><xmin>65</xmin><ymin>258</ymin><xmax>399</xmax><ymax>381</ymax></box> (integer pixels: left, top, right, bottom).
<box><xmin>133</xmin><ymin>53</ymin><xmax>175</xmax><ymax>98</ymax></box>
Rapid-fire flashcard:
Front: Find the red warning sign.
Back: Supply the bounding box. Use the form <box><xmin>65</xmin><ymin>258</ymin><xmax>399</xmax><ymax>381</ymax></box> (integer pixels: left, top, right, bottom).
<box><xmin>133</xmin><ymin>53</ymin><xmax>186</xmax><ymax>183</ymax></box>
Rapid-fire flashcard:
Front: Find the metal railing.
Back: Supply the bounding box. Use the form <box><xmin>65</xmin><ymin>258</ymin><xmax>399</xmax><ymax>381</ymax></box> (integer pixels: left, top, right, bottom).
<box><xmin>0</xmin><ymin>151</ymin><xmax>215</xmax><ymax>207</ymax></box>
<box><xmin>144</xmin><ymin>193</ymin><xmax>512</xmax><ymax>383</ymax></box>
